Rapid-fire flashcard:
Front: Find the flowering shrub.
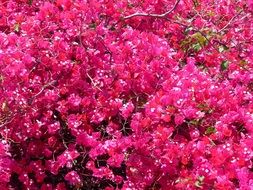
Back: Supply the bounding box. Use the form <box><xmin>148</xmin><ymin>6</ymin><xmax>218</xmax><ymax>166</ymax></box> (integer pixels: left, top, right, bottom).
<box><xmin>0</xmin><ymin>0</ymin><xmax>253</xmax><ymax>189</ymax></box>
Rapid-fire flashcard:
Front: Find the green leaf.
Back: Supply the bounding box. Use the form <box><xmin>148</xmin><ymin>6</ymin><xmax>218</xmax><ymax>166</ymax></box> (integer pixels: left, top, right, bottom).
<box><xmin>220</xmin><ymin>60</ymin><xmax>229</xmax><ymax>71</ymax></box>
<box><xmin>205</xmin><ymin>126</ymin><xmax>216</xmax><ymax>135</ymax></box>
<box><xmin>192</xmin><ymin>43</ymin><xmax>202</xmax><ymax>51</ymax></box>
<box><xmin>89</xmin><ymin>22</ymin><xmax>96</xmax><ymax>29</ymax></box>
<box><xmin>189</xmin><ymin>119</ymin><xmax>201</xmax><ymax>126</ymax></box>
<box><xmin>192</xmin><ymin>32</ymin><xmax>207</xmax><ymax>47</ymax></box>
<box><xmin>197</xmin><ymin>103</ymin><xmax>213</xmax><ymax>114</ymax></box>
<box><xmin>218</xmin><ymin>45</ymin><xmax>229</xmax><ymax>53</ymax></box>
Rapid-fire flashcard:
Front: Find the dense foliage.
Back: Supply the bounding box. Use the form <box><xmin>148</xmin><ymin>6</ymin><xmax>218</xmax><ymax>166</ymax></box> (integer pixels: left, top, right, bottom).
<box><xmin>0</xmin><ymin>0</ymin><xmax>253</xmax><ymax>189</ymax></box>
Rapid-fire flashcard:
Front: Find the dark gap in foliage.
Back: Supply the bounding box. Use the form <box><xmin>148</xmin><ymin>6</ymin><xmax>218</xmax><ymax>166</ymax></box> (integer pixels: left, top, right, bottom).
<box><xmin>9</xmin><ymin>173</ymin><xmax>24</xmax><ymax>190</ymax></box>
<box><xmin>94</xmin><ymin>178</ymin><xmax>117</xmax><ymax>190</ymax></box>
<box><xmin>39</xmin><ymin>125</ymin><xmax>48</xmax><ymax>140</ymax></box>
<box><xmin>57</xmin><ymin>5</ymin><xmax>64</xmax><ymax>12</ymax></box>
<box><xmin>90</xmin><ymin>120</ymin><xmax>112</xmax><ymax>140</ymax></box>
<box><xmin>230</xmin><ymin>178</ymin><xmax>240</xmax><ymax>188</ymax></box>
<box><xmin>211</xmin><ymin>140</ymin><xmax>223</xmax><ymax>145</ymax></box>
<box><xmin>178</xmin><ymin>158</ymin><xmax>194</xmax><ymax>170</ymax></box>
<box><xmin>9</xmin><ymin>142</ymin><xmax>24</xmax><ymax>161</ymax></box>
<box><xmin>53</xmin><ymin>110</ymin><xmax>76</xmax><ymax>147</ymax></box>
<box><xmin>247</xmin><ymin>82</ymin><xmax>253</xmax><ymax>92</ymax></box>
<box><xmin>44</xmin><ymin>168</ymin><xmax>67</xmax><ymax>186</ymax></box>
<box><xmin>111</xmin><ymin>162</ymin><xmax>127</xmax><ymax>180</ymax></box>
<box><xmin>27</xmin><ymin>172</ymin><xmax>41</xmax><ymax>188</ymax></box>
<box><xmin>75</xmin><ymin>144</ymin><xmax>89</xmax><ymax>153</ymax></box>
<box><xmin>106</xmin><ymin>115</ymin><xmax>133</xmax><ymax>137</ymax></box>
<box><xmin>69</xmin><ymin>173</ymin><xmax>117</xmax><ymax>190</ymax></box>
<box><xmin>233</xmin><ymin>121</ymin><xmax>247</xmax><ymax>134</ymax></box>
<box><xmin>72</xmin><ymin>156</ymin><xmax>90</xmax><ymax>174</ymax></box>
<box><xmin>0</xmin><ymin>25</ymin><xmax>10</xmax><ymax>34</ymax></box>
<box><xmin>131</xmin><ymin>92</ymin><xmax>149</xmax><ymax>112</ymax></box>
<box><xmin>171</xmin><ymin>120</ymin><xmax>191</xmax><ymax>141</ymax></box>
<box><xmin>120</xmin><ymin>119</ymin><xmax>132</xmax><ymax>136</ymax></box>
<box><xmin>146</xmin><ymin>181</ymin><xmax>162</xmax><ymax>190</ymax></box>
<box><xmin>95</xmin><ymin>154</ymin><xmax>110</xmax><ymax>168</ymax></box>
<box><xmin>249</xmin><ymin>159</ymin><xmax>253</xmax><ymax>173</ymax></box>
<box><xmin>70</xmin><ymin>53</ymin><xmax>77</xmax><ymax>62</ymax></box>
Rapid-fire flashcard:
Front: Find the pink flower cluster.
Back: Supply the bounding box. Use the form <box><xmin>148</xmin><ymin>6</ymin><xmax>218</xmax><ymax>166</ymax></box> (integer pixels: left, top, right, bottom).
<box><xmin>0</xmin><ymin>0</ymin><xmax>253</xmax><ymax>189</ymax></box>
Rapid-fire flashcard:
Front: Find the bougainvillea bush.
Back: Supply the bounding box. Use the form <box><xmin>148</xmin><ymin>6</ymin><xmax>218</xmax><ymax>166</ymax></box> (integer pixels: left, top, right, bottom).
<box><xmin>0</xmin><ymin>0</ymin><xmax>253</xmax><ymax>189</ymax></box>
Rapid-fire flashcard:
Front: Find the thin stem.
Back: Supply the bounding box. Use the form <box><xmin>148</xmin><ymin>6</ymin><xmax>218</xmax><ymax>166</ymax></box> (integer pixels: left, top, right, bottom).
<box><xmin>123</xmin><ymin>0</ymin><xmax>180</xmax><ymax>20</ymax></box>
<box><xmin>218</xmin><ymin>9</ymin><xmax>243</xmax><ymax>33</ymax></box>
